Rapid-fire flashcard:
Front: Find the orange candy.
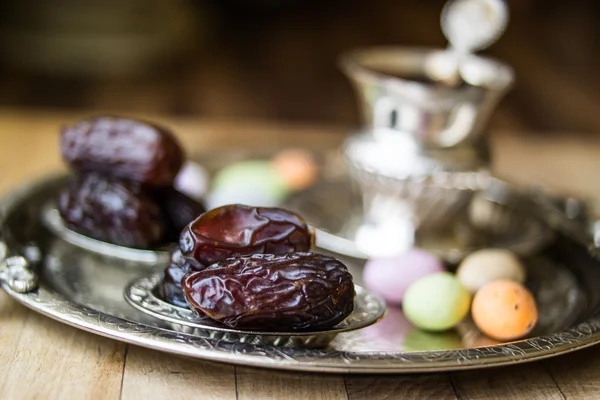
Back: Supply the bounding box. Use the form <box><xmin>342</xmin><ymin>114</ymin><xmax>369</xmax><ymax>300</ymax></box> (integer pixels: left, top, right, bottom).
<box><xmin>471</xmin><ymin>280</ymin><xmax>538</xmax><ymax>341</ymax></box>
<box><xmin>272</xmin><ymin>149</ymin><xmax>318</xmax><ymax>190</ymax></box>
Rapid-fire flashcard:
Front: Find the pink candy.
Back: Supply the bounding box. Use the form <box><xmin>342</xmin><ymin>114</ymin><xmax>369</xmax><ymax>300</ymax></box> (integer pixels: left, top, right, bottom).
<box><xmin>353</xmin><ymin>306</ymin><xmax>412</xmax><ymax>352</ymax></box>
<box><xmin>363</xmin><ymin>248</ymin><xmax>445</xmax><ymax>304</ymax></box>
<box><xmin>174</xmin><ymin>161</ymin><xmax>209</xmax><ymax>202</ymax></box>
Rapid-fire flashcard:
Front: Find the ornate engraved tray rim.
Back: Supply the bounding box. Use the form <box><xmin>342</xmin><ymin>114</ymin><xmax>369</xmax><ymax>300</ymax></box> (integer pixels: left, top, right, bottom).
<box><xmin>5</xmin><ymin>281</ymin><xmax>600</xmax><ymax>374</ymax></box>
<box><xmin>3</xmin><ymin>175</ymin><xmax>600</xmax><ymax>374</ymax></box>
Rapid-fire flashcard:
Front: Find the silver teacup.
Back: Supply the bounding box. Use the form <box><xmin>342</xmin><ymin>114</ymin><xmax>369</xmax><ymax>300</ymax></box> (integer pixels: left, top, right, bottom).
<box><xmin>339</xmin><ymin>47</ymin><xmax>514</xmax><ymax>257</ymax></box>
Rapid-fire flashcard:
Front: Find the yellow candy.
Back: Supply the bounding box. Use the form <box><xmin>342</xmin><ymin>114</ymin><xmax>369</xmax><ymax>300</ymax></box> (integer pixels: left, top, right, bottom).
<box><xmin>457</xmin><ymin>249</ymin><xmax>525</xmax><ymax>294</ymax></box>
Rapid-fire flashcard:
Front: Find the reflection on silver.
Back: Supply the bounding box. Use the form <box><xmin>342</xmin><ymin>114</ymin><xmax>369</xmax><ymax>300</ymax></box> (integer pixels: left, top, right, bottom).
<box><xmin>286</xmin><ymin>176</ymin><xmax>554</xmax><ymax>263</ymax></box>
<box><xmin>0</xmin><ymin>209</ymin><xmax>40</xmax><ymax>293</ymax></box>
<box><xmin>124</xmin><ymin>273</ymin><xmax>386</xmax><ymax>349</ymax></box>
<box><xmin>339</xmin><ymin>47</ymin><xmax>513</xmax><ymax>163</ymax></box>
<box><xmin>343</xmin><ymin>133</ymin><xmax>487</xmax><ymax>257</ymax></box>
<box><xmin>40</xmin><ymin>201</ymin><xmax>172</xmax><ymax>265</ymax></box>
<box><xmin>0</xmin><ymin>255</ymin><xmax>38</xmax><ymax>293</ymax></box>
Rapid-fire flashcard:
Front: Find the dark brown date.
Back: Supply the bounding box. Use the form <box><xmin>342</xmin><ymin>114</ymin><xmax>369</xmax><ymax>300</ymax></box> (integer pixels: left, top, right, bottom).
<box><xmin>159</xmin><ymin>248</ymin><xmax>204</xmax><ymax>308</ymax></box>
<box><xmin>153</xmin><ymin>188</ymin><xmax>206</xmax><ymax>243</ymax></box>
<box><xmin>60</xmin><ymin>116</ymin><xmax>184</xmax><ymax>186</ymax></box>
<box><xmin>182</xmin><ymin>253</ymin><xmax>355</xmax><ymax>331</ymax></box>
<box><xmin>58</xmin><ymin>173</ymin><xmax>164</xmax><ymax>248</ymax></box>
<box><xmin>180</xmin><ymin>204</ymin><xmax>314</xmax><ymax>267</ymax></box>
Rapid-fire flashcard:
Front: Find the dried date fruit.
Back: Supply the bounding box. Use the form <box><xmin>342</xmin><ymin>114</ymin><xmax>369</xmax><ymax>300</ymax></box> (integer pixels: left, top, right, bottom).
<box><xmin>160</xmin><ymin>259</ymin><xmax>191</xmax><ymax>308</ymax></box>
<box><xmin>153</xmin><ymin>187</ymin><xmax>206</xmax><ymax>243</ymax></box>
<box><xmin>159</xmin><ymin>248</ymin><xmax>205</xmax><ymax>308</ymax></box>
<box><xmin>182</xmin><ymin>253</ymin><xmax>355</xmax><ymax>331</ymax></box>
<box><xmin>180</xmin><ymin>204</ymin><xmax>314</xmax><ymax>267</ymax></box>
<box><xmin>58</xmin><ymin>173</ymin><xmax>164</xmax><ymax>248</ymax></box>
<box><xmin>60</xmin><ymin>116</ymin><xmax>184</xmax><ymax>186</ymax></box>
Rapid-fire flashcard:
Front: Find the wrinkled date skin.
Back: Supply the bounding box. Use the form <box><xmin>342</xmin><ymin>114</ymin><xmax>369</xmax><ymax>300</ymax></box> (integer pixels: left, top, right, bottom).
<box><xmin>159</xmin><ymin>248</ymin><xmax>205</xmax><ymax>308</ymax></box>
<box><xmin>61</xmin><ymin>116</ymin><xmax>184</xmax><ymax>186</ymax></box>
<box><xmin>182</xmin><ymin>253</ymin><xmax>355</xmax><ymax>331</ymax></box>
<box><xmin>154</xmin><ymin>188</ymin><xmax>206</xmax><ymax>243</ymax></box>
<box><xmin>180</xmin><ymin>204</ymin><xmax>314</xmax><ymax>267</ymax></box>
<box><xmin>58</xmin><ymin>173</ymin><xmax>164</xmax><ymax>248</ymax></box>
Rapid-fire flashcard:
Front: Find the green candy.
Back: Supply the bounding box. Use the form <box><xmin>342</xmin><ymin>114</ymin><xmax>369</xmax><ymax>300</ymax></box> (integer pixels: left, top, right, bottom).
<box><xmin>209</xmin><ymin>160</ymin><xmax>289</xmax><ymax>208</ymax></box>
<box><xmin>402</xmin><ymin>272</ymin><xmax>470</xmax><ymax>331</ymax></box>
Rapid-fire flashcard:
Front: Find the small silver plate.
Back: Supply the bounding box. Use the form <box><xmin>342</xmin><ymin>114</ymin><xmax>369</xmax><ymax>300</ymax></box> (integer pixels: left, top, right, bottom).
<box><xmin>124</xmin><ymin>273</ymin><xmax>385</xmax><ymax>349</ymax></box>
<box><xmin>41</xmin><ymin>201</ymin><xmax>173</xmax><ymax>265</ymax></box>
<box><xmin>284</xmin><ymin>177</ymin><xmax>555</xmax><ymax>263</ymax></box>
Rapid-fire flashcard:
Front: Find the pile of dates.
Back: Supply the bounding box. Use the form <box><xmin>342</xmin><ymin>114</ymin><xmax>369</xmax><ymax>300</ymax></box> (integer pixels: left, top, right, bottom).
<box><xmin>57</xmin><ymin>116</ymin><xmax>355</xmax><ymax>332</ymax></box>
<box><xmin>58</xmin><ymin>116</ymin><xmax>206</xmax><ymax>248</ymax></box>
<box><xmin>161</xmin><ymin>204</ymin><xmax>356</xmax><ymax>331</ymax></box>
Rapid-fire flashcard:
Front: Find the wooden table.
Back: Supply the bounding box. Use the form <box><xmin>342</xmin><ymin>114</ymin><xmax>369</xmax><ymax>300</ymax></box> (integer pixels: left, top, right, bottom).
<box><xmin>2</xmin><ymin>109</ymin><xmax>600</xmax><ymax>399</ymax></box>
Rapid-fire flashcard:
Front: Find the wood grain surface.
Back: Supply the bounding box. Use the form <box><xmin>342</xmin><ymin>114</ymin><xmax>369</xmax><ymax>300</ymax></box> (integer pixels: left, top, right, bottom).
<box><xmin>121</xmin><ymin>348</ymin><xmax>237</xmax><ymax>400</ymax></box>
<box><xmin>345</xmin><ymin>374</ymin><xmax>458</xmax><ymax>400</ymax></box>
<box><xmin>2</xmin><ymin>109</ymin><xmax>600</xmax><ymax>400</ymax></box>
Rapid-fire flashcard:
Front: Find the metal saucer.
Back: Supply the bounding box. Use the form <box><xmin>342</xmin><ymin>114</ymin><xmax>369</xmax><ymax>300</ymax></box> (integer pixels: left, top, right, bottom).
<box><xmin>40</xmin><ymin>200</ymin><xmax>173</xmax><ymax>265</ymax></box>
<box><xmin>284</xmin><ymin>176</ymin><xmax>555</xmax><ymax>263</ymax></box>
<box><xmin>124</xmin><ymin>272</ymin><xmax>386</xmax><ymax>349</ymax></box>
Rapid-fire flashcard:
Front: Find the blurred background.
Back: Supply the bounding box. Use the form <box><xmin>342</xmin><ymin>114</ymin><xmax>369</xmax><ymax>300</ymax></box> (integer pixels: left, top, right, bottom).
<box><xmin>0</xmin><ymin>0</ymin><xmax>598</xmax><ymax>133</ymax></box>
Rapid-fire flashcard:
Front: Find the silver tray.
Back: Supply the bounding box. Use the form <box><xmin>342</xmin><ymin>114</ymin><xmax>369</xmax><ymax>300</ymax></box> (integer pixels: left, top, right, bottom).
<box><xmin>3</xmin><ymin>174</ymin><xmax>600</xmax><ymax>374</ymax></box>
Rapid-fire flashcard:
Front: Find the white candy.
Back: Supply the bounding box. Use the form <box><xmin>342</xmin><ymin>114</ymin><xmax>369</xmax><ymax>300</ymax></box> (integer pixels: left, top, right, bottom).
<box><xmin>174</xmin><ymin>161</ymin><xmax>209</xmax><ymax>201</ymax></box>
<box><xmin>456</xmin><ymin>249</ymin><xmax>525</xmax><ymax>293</ymax></box>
